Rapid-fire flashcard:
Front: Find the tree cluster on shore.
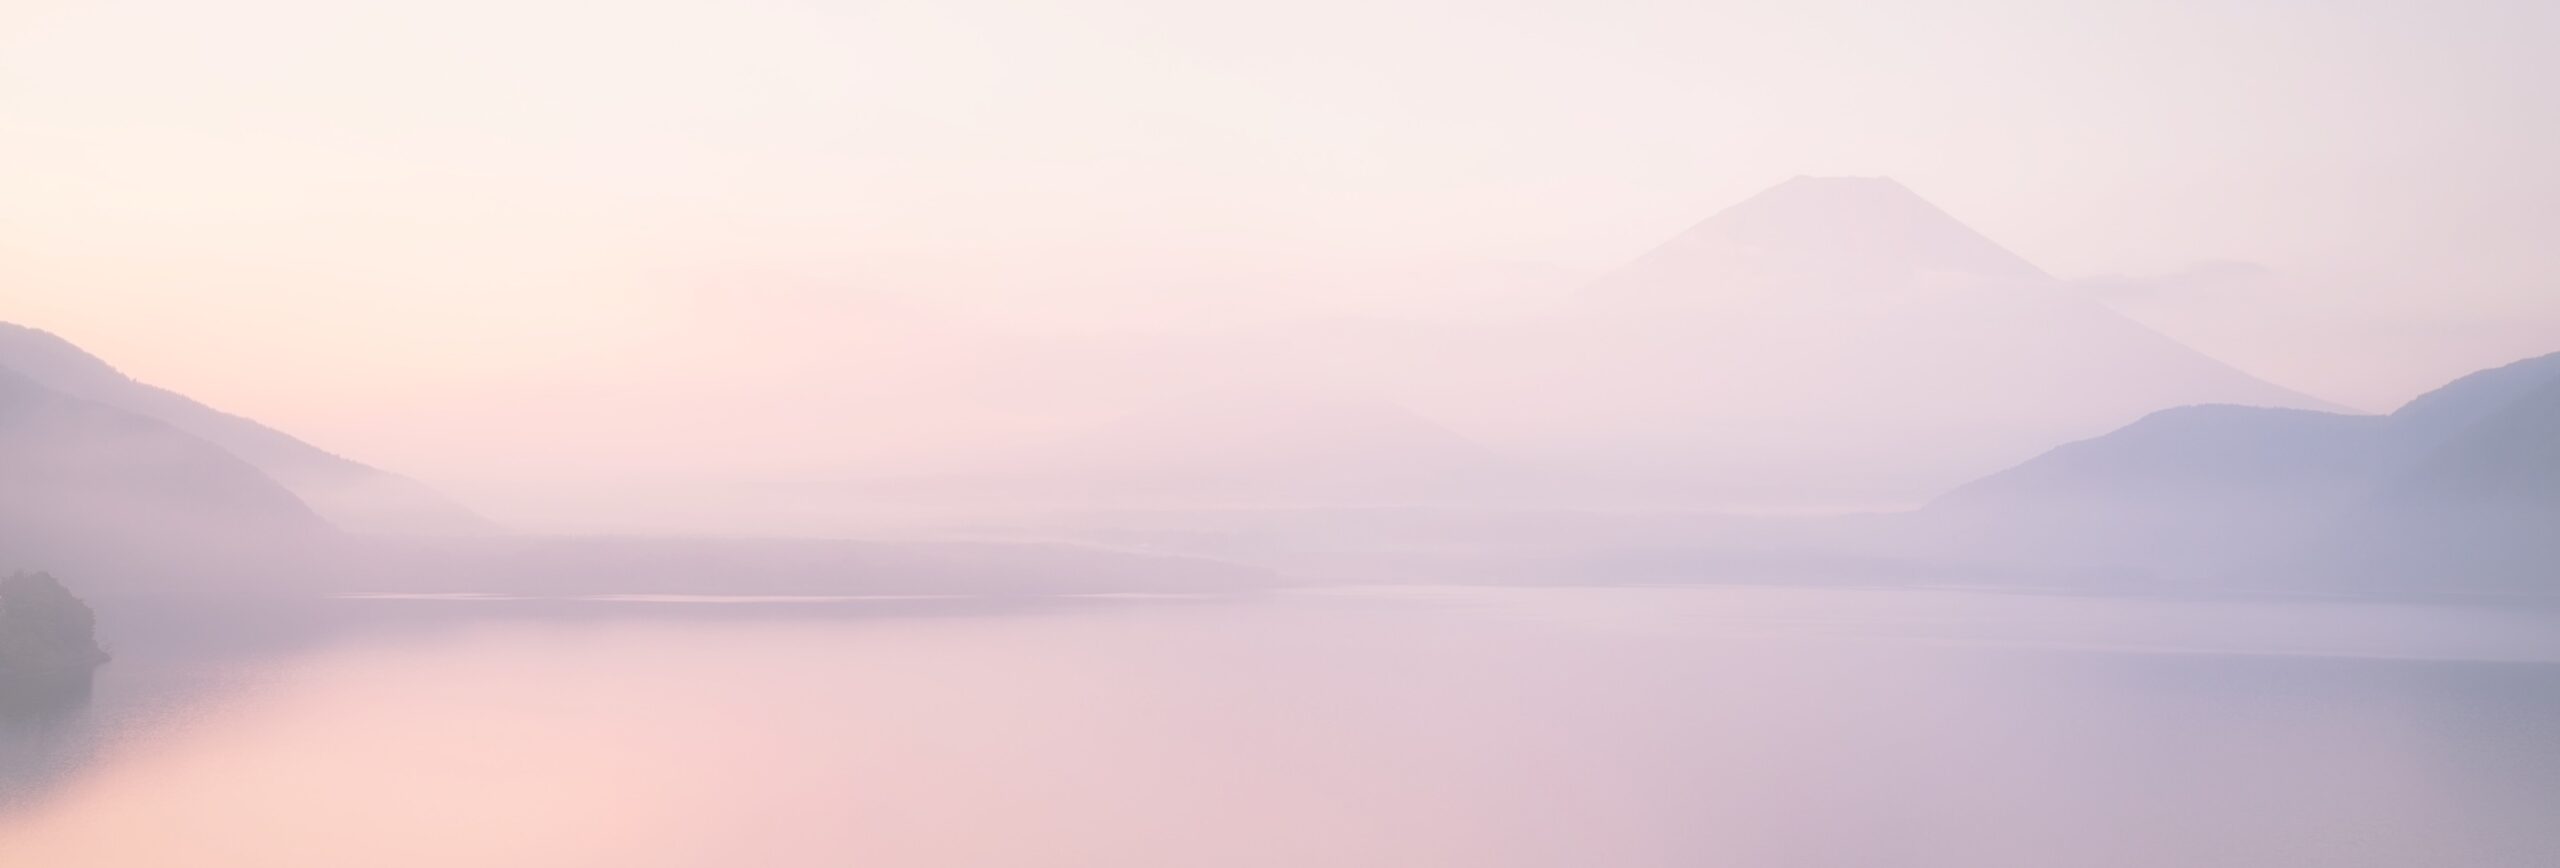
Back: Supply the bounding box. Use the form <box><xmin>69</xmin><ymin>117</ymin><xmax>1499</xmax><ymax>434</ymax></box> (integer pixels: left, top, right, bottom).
<box><xmin>0</xmin><ymin>571</ymin><xmax>109</xmax><ymax>692</ymax></box>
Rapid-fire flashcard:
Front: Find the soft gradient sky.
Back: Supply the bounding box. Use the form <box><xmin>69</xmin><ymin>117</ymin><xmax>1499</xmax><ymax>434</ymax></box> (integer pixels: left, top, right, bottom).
<box><xmin>3</xmin><ymin>0</ymin><xmax>2555</xmax><ymax>518</ymax></box>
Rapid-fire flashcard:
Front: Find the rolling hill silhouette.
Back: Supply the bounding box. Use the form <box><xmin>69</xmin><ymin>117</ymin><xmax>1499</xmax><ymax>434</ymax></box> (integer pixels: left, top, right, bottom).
<box><xmin>0</xmin><ymin>323</ymin><xmax>487</xmax><ymax>535</ymax></box>
<box><xmin>1929</xmin><ymin>351</ymin><xmax>2560</xmax><ymax>586</ymax></box>
<box><xmin>2322</xmin><ymin>368</ymin><xmax>2560</xmax><ymax>592</ymax></box>
<box><xmin>0</xmin><ymin>365</ymin><xmax>332</xmax><ymax>589</ymax></box>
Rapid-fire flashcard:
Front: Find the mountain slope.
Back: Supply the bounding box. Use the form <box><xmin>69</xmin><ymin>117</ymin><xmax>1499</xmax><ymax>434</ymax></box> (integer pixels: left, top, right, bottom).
<box><xmin>2386</xmin><ymin>375</ymin><xmax>2560</xmax><ymax>506</ymax></box>
<box><xmin>2382</xmin><ymin>351</ymin><xmax>2560</xmax><ymax>450</ymax></box>
<box><xmin>0</xmin><ymin>323</ymin><xmax>487</xmax><ymax>534</ymax></box>
<box><xmin>1925</xmin><ymin>350</ymin><xmax>2560</xmax><ymax>584</ymax></box>
<box><xmin>0</xmin><ymin>366</ymin><xmax>331</xmax><ymax>588</ymax></box>
<box><xmin>2320</xmin><ymin>375</ymin><xmax>2560</xmax><ymax>592</ymax></box>
<box><xmin>1443</xmin><ymin>175</ymin><xmax>2344</xmax><ymax>504</ymax></box>
<box><xmin>1923</xmin><ymin>405</ymin><xmax>2388</xmax><ymax>574</ymax></box>
<box><xmin>1589</xmin><ymin>176</ymin><xmax>2048</xmax><ymax>302</ymax></box>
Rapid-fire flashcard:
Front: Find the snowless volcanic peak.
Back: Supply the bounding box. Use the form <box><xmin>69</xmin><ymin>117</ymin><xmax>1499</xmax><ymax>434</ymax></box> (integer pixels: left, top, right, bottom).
<box><xmin>1495</xmin><ymin>174</ymin><xmax>2347</xmax><ymax>505</ymax></box>
<box><xmin>1591</xmin><ymin>175</ymin><xmax>2048</xmax><ymax>302</ymax></box>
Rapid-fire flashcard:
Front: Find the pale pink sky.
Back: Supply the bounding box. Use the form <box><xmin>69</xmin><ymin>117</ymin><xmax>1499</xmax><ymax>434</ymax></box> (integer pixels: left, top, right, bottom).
<box><xmin>3</xmin><ymin>0</ymin><xmax>2555</xmax><ymax>522</ymax></box>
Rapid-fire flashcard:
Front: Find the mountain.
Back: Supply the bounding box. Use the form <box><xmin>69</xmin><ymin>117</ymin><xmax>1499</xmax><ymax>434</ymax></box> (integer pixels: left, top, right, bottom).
<box><xmin>1927</xmin><ymin>350</ymin><xmax>2560</xmax><ymax>583</ymax></box>
<box><xmin>1444</xmin><ymin>175</ymin><xmax>2344</xmax><ymax>504</ymax></box>
<box><xmin>2380</xmin><ymin>351</ymin><xmax>2560</xmax><ymax>451</ymax></box>
<box><xmin>1924</xmin><ymin>405</ymin><xmax>2389</xmax><ymax>574</ymax></box>
<box><xmin>0</xmin><ymin>366</ymin><xmax>331</xmax><ymax>588</ymax></box>
<box><xmin>1589</xmin><ymin>176</ymin><xmax>2048</xmax><ymax>301</ymax></box>
<box><xmin>2321</xmin><ymin>373</ymin><xmax>2560</xmax><ymax>592</ymax></box>
<box><xmin>2384</xmin><ymin>373</ymin><xmax>2560</xmax><ymax>506</ymax></box>
<box><xmin>625</xmin><ymin>177</ymin><xmax>2328</xmax><ymax>512</ymax></box>
<box><xmin>0</xmin><ymin>324</ymin><xmax>487</xmax><ymax>534</ymax></box>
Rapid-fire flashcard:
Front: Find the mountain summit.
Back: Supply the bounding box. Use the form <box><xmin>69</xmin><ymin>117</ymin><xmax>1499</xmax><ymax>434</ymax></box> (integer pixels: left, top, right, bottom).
<box><xmin>1430</xmin><ymin>175</ymin><xmax>2351</xmax><ymax>504</ymax></box>
<box><xmin>1591</xmin><ymin>176</ymin><xmax>2046</xmax><ymax>304</ymax></box>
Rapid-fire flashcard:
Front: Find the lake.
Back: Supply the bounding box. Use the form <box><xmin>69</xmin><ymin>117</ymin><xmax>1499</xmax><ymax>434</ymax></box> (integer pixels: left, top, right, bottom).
<box><xmin>4</xmin><ymin>586</ymin><xmax>2559</xmax><ymax>866</ymax></box>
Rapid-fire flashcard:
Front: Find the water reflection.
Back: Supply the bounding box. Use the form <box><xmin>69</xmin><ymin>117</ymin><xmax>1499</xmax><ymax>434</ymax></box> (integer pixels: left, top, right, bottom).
<box><xmin>1</xmin><ymin>588</ymin><xmax>2556</xmax><ymax>866</ymax></box>
<box><xmin>0</xmin><ymin>669</ymin><xmax>92</xmax><ymax>719</ymax></box>
<box><xmin>0</xmin><ymin>669</ymin><xmax>91</xmax><ymax>807</ymax></box>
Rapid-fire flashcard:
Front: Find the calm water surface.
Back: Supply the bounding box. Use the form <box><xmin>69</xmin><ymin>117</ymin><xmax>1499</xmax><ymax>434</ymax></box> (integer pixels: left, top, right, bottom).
<box><xmin>4</xmin><ymin>586</ymin><xmax>2559</xmax><ymax>867</ymax></box>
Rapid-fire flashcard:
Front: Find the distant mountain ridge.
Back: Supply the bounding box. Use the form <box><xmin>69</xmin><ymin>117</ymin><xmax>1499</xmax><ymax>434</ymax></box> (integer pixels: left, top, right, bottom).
<box><xmin>0</xmin><ymin>365</ymin><xmax>333</xmax><ymax>589</ymax></box>
<box><xmin>0</xmin><ymin>323</ymin><xmax>487</xmax><ymax>534</ymax></box>
<box><xmin>0</xmin><ymin>366</ymin><xmax>319</xmax><ymax>526</ymax></box>
<box><xmin>1944</xmin><ymin>351</ymin><xmax>2560</xmax><ymax>507</ymax></box>
<box><xmin>2317</xmin><ymin>370</ymin><xmax>2560</xmax><ymax>591</ymax></box>
<box><xmin>796</xmin><ymin>176</ymin><xmax>2348</xmax><ymax>510</ymax></box>
<box><xmin>1489</xmin><ymin>174</ymin><xmax>2344</xmax><ymax>503</ymax></box>
<box><xmin>1929</xmin><ymin>350</ymin><xmax>2560</xmax><ymax>589</ymax></box>
<box><xmin>2381</xmin><ymin>351</ymin><xmax>2560</xmax><ymax>450</ymax></box>
<box><xmin>1589</xmin><ymin>176</ymin><xmax>2049</xmax><ymax>301</ymax></box>
<box><xmin>2384</xmin><ymin>371</ymin><xmax>2560</xmax><ymax>506</ymax></box>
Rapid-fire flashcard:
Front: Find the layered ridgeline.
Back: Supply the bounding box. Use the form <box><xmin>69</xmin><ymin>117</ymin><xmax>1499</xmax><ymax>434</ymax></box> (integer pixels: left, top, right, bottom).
<box><xmin>1929</xmin><ymin>351</ymin><xmax>2560</xmax><ymax>590</ymax></box>
<box><xmin>2324</xmin><ymin>370</ymin><xmax>2560</xmax><ymax>593</ymax></box>
<box><xmin>0</xmin><ymin>364</ymin><xmax>333</xmax><ymax>588</ymax></box>
<box><xmin>0</xmin><ymin>323</ymin><xmax>487</xmax><ymax>535</ymax></box>
<box><xmin>1417</xmin><ymin>176</ymin><xmax>2340</xmax><ymax>505</ymax></box>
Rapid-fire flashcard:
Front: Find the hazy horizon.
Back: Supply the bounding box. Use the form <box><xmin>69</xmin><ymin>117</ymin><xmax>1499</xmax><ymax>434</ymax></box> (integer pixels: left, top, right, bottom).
<box><xmin>6</xmin><ymin>0</ymin><xmax>2558</xmax><ymax>530</ymax></box>
<box><xmin>9</xmin><ymin>4</ymin><xmax>2560</xmax><ymax>866</ymax></box>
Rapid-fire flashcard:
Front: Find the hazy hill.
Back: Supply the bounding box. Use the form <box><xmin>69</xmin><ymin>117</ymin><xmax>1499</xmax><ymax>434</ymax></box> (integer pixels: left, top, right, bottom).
<box><xmin>2385</xmin><ymin>374</ymin><xmax>2560</xmax><ymax>506</ymax></box>
<box><xmin>0</xmin><ymin>365</ymin><xmax>333</xmax><ymax>589</ymax></box>
<box><xmin>2319</xmin><ymin>373</ymin><xmax>2560</xmax><ymax>593</ymax></box>
<box><xmin>2382</xmin><ymin>351</ymin><xmax>2560</xmax><ymax>451</ymax></box>
<box><xmin>0</xmin><ymin>323</ymin><xmax>487</xmax><ymax>535</ymax></box>
<box><xmin>1926</xmin><ymin>350</ymin><xmax>2560</xmax><ymax>584</ymax></box>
